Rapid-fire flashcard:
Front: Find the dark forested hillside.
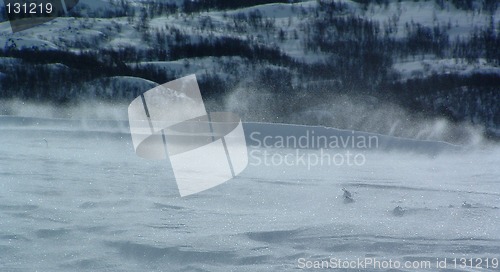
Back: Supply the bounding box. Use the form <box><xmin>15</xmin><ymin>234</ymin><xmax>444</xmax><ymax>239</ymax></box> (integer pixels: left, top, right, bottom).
<box><xmin>0</xmin><ymin>0</ymin><xmax>498</xmax><ymax>139</ymax></box>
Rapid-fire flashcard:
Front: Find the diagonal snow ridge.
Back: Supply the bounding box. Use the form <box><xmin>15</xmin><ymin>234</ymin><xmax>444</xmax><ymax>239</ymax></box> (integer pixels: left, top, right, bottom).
<box><xmin>0</xmin><ymin>115</ymin><xmax>462</xmax><ymax>153</ymax></box>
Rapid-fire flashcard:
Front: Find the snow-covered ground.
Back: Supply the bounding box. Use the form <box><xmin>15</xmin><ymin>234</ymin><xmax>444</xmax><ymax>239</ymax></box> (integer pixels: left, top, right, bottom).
<box><xmin>0</xmin><ymin>2</ymin><xmax>498</xmax><ymax>269</ymax></box>
<box><xmin>0</xmin><ymin>116</ymin><xmax>498</xmax><ymax>271</ymax></box>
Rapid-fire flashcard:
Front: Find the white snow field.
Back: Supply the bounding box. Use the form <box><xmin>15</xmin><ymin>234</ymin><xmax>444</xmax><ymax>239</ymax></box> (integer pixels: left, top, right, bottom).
<box><xmin>0</xmin><ymin>116</ymin><xmax>499</xmax><ymax>271</ymax></box>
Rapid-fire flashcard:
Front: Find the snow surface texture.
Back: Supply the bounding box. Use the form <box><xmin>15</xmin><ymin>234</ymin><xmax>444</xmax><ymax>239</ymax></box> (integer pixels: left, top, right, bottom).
<box><xmin>0</xmin><ymin>115</ymin><xmax>499</xmax><ymax>271</ymax></box>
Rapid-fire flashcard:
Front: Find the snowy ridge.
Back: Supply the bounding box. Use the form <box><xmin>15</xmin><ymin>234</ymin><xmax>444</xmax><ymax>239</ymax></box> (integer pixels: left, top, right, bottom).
<box><xmin>244</xmin><ymin>122</ymin><xmax>461</xmax><ymax>154</ymax></box>
<box><xmin>0</xmin><ymin>116</ymin><xmax>460</xmax><ymax>153</ymax></box>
